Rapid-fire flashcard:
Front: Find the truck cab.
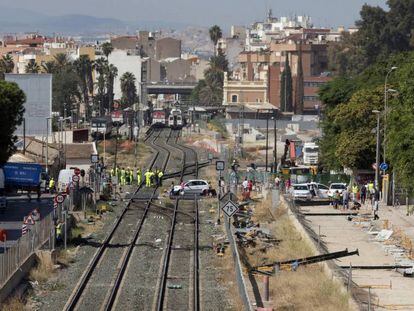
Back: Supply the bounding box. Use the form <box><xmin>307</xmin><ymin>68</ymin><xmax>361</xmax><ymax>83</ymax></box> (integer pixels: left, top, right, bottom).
<box><xmin>303</xmin><ymin>142</ymin><xmax>319</xmax><ymax>165</ymax></box>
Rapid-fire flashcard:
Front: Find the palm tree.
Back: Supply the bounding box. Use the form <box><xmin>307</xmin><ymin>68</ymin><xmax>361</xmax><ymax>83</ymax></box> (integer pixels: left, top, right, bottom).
<box><xmin>101</xmin><ymin>42</ymin><xmax>114</xmax><ymax>59</ymax></box>
<box><xmin>41</xmin><ymin>60</ymin><xmax>57</xmax><ymax>73</ymax></box>
<box><xmin>74</xmin><ymin>55</ymin><xmax>94</xmax><ymax>119</ymax></box>
<box><xmin>1</xmin><ymin>54</ymin><xmax>14</xmax><ymax>73</ymax></box>
<box><xmin>93</xmin><ymin>58</ymin><xmax>108</xmax><ymax>116</ymax></box>
<box><xmin>53</xmin><ymin>53</ymin><xmax>70</xmax><ymax>71</ymax></box>
<box><xmin>209</xmin><ymin>25</ymin><xmax>223</xmax><ymax>55</ymax></box>
<box><xmin>105</xmin><ymin>64</ymin><xmax>118</xmax><ymax>112</ymax></box>
<box><xmin>25</xmin><ymin>59</ymin><xmax>40</xmax><ymax>73</ymax></box>
<box><xmin>120</xmin><ymin>72</ymin><xmax>137</xmax><ymax>108</ymax></box>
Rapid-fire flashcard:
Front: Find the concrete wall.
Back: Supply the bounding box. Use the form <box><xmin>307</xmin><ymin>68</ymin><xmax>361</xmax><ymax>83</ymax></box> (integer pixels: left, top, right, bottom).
<box><xmin>163</xmin><ymin>59</ymin><xmax>193</xmax><ymax>82</ymax></box>
<box><xmin>108</xmin><ymin>50</ymin><xmax>142</xmax><ymax>100</ymax></box>
<box><xmin>5</xmin><ymin>73</ymin><xmax>52</xmax><ymax>136</ymax></box>
<box><xmin>155</xmin><ymin>37</ymin><xmax>181</xmax><ymax>60</ymax></box>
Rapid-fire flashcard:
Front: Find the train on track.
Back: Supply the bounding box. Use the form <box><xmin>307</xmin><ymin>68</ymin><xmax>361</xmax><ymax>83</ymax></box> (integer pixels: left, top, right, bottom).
<box><xmin>168</xmin><ymin>108</ymin><xmax>183</xmax><ymax>129</ymax></box>
<box><xmin>90</xmin><ymin>116</ymin><xmax>113</xmax><ymax>138</ymax></box>
<box><xmin>151</xmin><ymin>108</ymin><xmax>167</xmax><ymax>127</ymax></box>
<box><xmin>150</xmin><ymin>107</ymin><xmax>185</xmax><ymax>129</ymax></box>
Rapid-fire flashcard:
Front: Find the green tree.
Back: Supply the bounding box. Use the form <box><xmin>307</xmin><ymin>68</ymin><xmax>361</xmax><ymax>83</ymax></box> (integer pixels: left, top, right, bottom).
<box><xmin>209</xmin><ymin>25</ymin><xmax>223</xmax><ymax>55</ymax></box>
<box><xmin>120</xmin><ymin>72</ymin><xmax>137</xmax><ymax>108</ymax></box>
<box><xmin>0</xmin><ymin>80</ymin><xmax>25</xmax><ymax>163</ymax></box>
<box><xmin>25</xmin><ymin>59</ymin><xmax>40</xmax><ymax>73</ymax></box>
<box><xmin>53</xmin><ymin>53</ymin><xmax>70</xmax><ymax>71</ymax></box>
<box><xmin>52</xmin><ymin>69</ymin><xmax>81</xmax><ymax>118</ymax></box>
<box><xmin>0</xmin><ymin>54</ymin><xmax>14</xmax><ymax>74</ymax></box>
<box><xmin>280</xmin><ymin>54</ymin><xmax>293</xmax><ymax>112</ymax></box>
<box><xmin>105</xmin><ymin>64</ymin><xmax>118</xmax><ymax>112</ymax></box>
<box><xmin>295</xmin><ymin>46</ymin><xmax>304</xmax><ymax>114</ymax></box>
<box><xmin>101</xmin><ymin>42</ymin><xmax>114</xmax><ymax>59</ymax></box>
<box><xmin>41</xmin><ymin>60</ymin><xmax>57</xmax><ymax>74</ymax></box>
<box><xmin>94</xmin><ymin>58</ymin><xmax>108</xmax><ymax>115</ymax></box>
<box><xmin>74</xmin><ymin>55</ymin><xmax>94</xmax><ymax>117</ymax></box>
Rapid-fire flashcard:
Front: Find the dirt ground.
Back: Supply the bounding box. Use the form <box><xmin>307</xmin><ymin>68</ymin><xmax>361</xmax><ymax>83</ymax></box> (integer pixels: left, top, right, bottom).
<box><xmin>236</xmin><ymin>192</ymin><xmax>352</xmax><ymax>310</ymax></box>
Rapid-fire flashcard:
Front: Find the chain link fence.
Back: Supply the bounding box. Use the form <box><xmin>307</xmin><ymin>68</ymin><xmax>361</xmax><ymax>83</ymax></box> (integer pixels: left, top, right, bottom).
<box><xmin>0</xmin><ymin>213</ymin><xmax>54</xmax><ymax>288</ymax></box>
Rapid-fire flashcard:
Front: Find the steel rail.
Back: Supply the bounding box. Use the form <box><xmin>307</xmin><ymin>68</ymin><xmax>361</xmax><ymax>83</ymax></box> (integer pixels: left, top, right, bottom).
<box><xmin>64</xmin><ymin>128</ymin><xmax>164</xmax><ymax>311</ymax></box>
<box><xmin>156</xmin><ymin>129</ymin><xmax>200</xmax><ymax>311</ymax></box>
<box><xmin>103</xmin><ymin>128</ymin><xmax>173</xmax><ymax>310</ymax></box>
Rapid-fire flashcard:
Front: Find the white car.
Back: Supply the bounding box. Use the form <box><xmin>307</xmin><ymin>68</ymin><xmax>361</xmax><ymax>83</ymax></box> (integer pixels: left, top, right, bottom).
<box><xmin>172</xmin><ymin>179</ymin><xmax>209</xmax><ymax>196</ymax></box>
<box><xmin>291</xmin><ymin>184</ymin><xmax>312</xmax><ymax>201</ymax></box>
<box><xmin>327</xmin><ymin>183</ymin><xmax>348</xmax><ymax>198</ymax></box>
<box><xmin>309</xmin><ymin>183</ymin><xmax>330</xmax><ymax>199</ymax></box>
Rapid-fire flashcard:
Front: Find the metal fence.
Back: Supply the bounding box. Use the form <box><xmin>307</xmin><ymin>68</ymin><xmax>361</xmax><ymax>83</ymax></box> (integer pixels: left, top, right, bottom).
<box><xmin>0</xmin><ymin>213</ymin><xmax>53</xmax><ymax>288</ymax></box>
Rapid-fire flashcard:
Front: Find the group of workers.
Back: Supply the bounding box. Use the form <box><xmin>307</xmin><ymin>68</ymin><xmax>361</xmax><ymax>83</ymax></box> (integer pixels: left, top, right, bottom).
<box><xmin>332</xmin><ymin>181</ymin><xmax>380</xmax><ymax>220</ymax></box>
<box><xmin>144</xmin><ymin>169</ymin><xmax>164</xmax><ymax>187</ymax></box>
<box><xmin>109</xmin><ymin>166</ymin><xmax>164</xmax><ymax>187</ymax></box>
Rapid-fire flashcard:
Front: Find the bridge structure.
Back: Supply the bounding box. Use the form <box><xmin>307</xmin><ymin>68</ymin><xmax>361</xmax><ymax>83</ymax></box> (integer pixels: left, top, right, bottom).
<box><xmin>145</xmin><ymin>82</ymin><xmax>197</xmax><ymax>96</ymax></box>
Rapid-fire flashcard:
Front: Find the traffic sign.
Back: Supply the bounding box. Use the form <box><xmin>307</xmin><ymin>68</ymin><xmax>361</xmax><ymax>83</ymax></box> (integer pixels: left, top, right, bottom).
<box><xmin>372</xmin><ymin>163</ymin><xmax>377</xmax><ymax>170</ymax></box>
<box><xmin>74</xmin><ymin>168</ymin><xmax>81</xmax><ymax>176</ymax></box>
<box><xmin>72</xmin><ymin>175</ymin><xmax>80</xmax><ymax>183</ymax></box>
<box><xmin>216</xmin><ymin>161</ymin><xmax>225</xmax><ymax>171</ymax></box>
<box><xmin>24</xmin><ymin>215</ymin><xmax>35</xmax><ymax>225</ymax></box>
<box><xmin>55</xmin><ymin>194</ymin><xmax>65</xmax><ymax>204</ymax></box>
<box><xmin>380</xmin><ymin>162</ymin><xmax>389</xmax><ymax>171</ymax></box>
<box><xmin>222</xmin><ymin>200</ymin><xmax>239</xmax><ymax>218</ymax></box>
<box><xmin>22</xmin><ymin>224</ymin><xmax>28</xmax><ymax>236</ymax></box>
<box><xmin>91</xmin><ymin>154</ymin><xmax>99</xmax><ymax>164</ymax></box>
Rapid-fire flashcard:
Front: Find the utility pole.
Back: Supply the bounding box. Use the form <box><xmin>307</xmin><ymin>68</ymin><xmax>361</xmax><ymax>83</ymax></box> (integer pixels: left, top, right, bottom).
<box><xmin>265</xmin><ymin>113</ymin><xmax>269</xmax><ymax>172</ymax></box>
<box><xmin>273</xmin><ymin>110</ymin><xmax>277</xmax><ymax>173</ymax></box>
<box><xmin>373</xmin><ymin>110</ymin><xmax>381</xmax><ymax>189</ymax></box>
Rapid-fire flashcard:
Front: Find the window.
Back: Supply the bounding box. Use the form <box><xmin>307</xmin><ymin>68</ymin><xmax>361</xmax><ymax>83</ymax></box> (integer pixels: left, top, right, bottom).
<box><xmin>231</xmin><ymin>95</ymin><xmax>238</xmax><ymax>103</ymax></box>
<box><xmin>304</xmin><ymin>81</ymin><xmax>327</xmax><ymax>87</ymax></box>
<box><xmin>303</xmin><ymin>96</ymin><xmax>319</xmax><ymax>102</ymax></box>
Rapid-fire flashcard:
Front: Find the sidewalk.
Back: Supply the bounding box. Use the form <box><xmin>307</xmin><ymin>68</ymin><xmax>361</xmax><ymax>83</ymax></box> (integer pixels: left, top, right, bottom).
<box><xmin>302</xmin><ymin>203</ymin><xmax>414</xmax><ymax>309</ymax></box>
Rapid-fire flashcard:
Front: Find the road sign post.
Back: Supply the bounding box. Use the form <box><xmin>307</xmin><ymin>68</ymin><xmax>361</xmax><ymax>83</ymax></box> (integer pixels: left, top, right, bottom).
<box><xmin>216</xmin><ymin>161</ymin><xmax>225</xmax><ymax>224</ymax></box>
<box><xmin>222</xmin><ymin>200</ymin><xmax>239</xmax><ymax>218</ymax></box>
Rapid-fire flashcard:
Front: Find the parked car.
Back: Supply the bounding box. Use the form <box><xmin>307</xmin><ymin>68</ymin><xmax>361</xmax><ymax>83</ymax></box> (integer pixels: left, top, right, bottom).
<box><xmin>327</xmin><ymin>183</ymin><xmax>348</xmax><ymax>198</ymax></box>
<box><xmin>312</xmin><ymin>183</ymin><xmax>330</xmax><ymax>199</ymax></box>
<box><xmin>291</xmin><ymin>184</ymin><xmax>312</xmax><ymax>201</ymax></box>
<box><xmin>172</xmin><ymin>179</ymin><xmax>209</xmax><ymax>196</ymax></box>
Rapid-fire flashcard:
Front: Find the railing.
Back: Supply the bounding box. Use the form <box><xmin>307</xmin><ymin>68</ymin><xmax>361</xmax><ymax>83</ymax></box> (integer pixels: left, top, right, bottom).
<box><xmin>0</xmin><ymin>213</ymin><xmax>54</xmax><ymax>288</ymax></box>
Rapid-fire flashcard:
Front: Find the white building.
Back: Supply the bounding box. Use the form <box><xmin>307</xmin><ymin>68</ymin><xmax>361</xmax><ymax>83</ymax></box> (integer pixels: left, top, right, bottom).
<box><xmin>5</xmin><ymin>74</ymin><xmax>52</xmax><ymax>136</ymax></box>
<box><xmin>108</xmin><ymin>49</ymin><xmax>143</xmax><ymax>101</ymax></box>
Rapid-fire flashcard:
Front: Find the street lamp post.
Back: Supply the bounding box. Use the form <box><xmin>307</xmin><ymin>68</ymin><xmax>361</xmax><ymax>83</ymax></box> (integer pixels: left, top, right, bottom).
<box><xmin>265</xmin><ymin>115</ymin><xmax>269</xmax><ymax>172</ymax></box>
<box><xmin>383</xmin><ymin>66</ymin><xmax>397</xmax><ymax>165</ymax></box>
<box><xmin>373</xmin><ymin>110</ymin><xmax>381</xmax><ymax>189</ymax></box>
<box><xmin>45</xmin><ymin>117</ymin><xmax>52</xmax><ymax>174</ymax></box>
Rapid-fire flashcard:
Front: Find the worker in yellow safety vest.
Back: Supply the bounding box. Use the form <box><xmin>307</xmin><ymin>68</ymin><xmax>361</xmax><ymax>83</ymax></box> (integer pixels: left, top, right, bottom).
<box><xmin>49</xmin><ymin>177</ymin><xmax>55</xmax><ymax>194</ymax></box>
<box><xmin>352</xmin><ymin>185</ymin><xmax>358</xmax><ymax>201</ymax></box>
<box><xmin>136</xmin><ymin>168</ymin><xmax>142</xmax><ymax>185</ymax></box>
<box><xmin>56</xmin><ymin>222</ymin><xmax>63</xmax><ymax>243</ymax></box>
<box><xmin>129</xmin><ymin>168</ymin><xmax>134</xmax><ymax>184</ymax></box>
<box><xmin>158</xmin><ymin>170</ymin><xmax>164</xmax><ymax>186</ymax></box>
<box><xmin>144</xmin><ymin>170</ymin><xmax>152</xmax><ymax>187</ymax></box>
<box><xmin>120</xmin><ymin>168</ymin><xmax>126</xmax><ymax>186</ymax></box>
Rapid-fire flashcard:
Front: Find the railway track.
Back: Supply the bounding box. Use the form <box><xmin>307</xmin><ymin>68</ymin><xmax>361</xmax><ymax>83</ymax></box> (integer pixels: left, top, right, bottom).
<box><xmin>64</xmin><ymin>128</ymin><xmax>172</xmax><ymax>310</ymax></box>
<box><xmin>64</xmin><ymin>127</ymin><xmax>201</xmax><ymax>311</ymax></box>
<box><xmin>155</xmin><ymin>129</ymin><xmax>200</xmax><ymax>311</ymax></box>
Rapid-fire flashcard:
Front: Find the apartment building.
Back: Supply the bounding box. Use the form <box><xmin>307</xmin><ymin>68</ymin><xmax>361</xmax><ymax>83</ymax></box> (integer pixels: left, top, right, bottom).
<box><xmin>223</xmin><ymin>36</ymin><xmax>332</xmax><ymax>113</ymax></box>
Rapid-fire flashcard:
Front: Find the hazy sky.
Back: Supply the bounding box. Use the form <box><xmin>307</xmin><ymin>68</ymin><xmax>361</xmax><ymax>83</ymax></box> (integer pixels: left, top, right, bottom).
<box><xmin>5</xmin><ymin>0</ymin><xmax>387</xmax><ymax>28</ymax></box>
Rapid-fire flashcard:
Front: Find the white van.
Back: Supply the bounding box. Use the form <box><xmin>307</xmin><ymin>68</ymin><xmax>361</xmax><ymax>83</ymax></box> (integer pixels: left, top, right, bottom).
<box><xmin>58</xmin><ymin>169</ymin><xmax>75</xmax><ymax>193</ymax></box>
